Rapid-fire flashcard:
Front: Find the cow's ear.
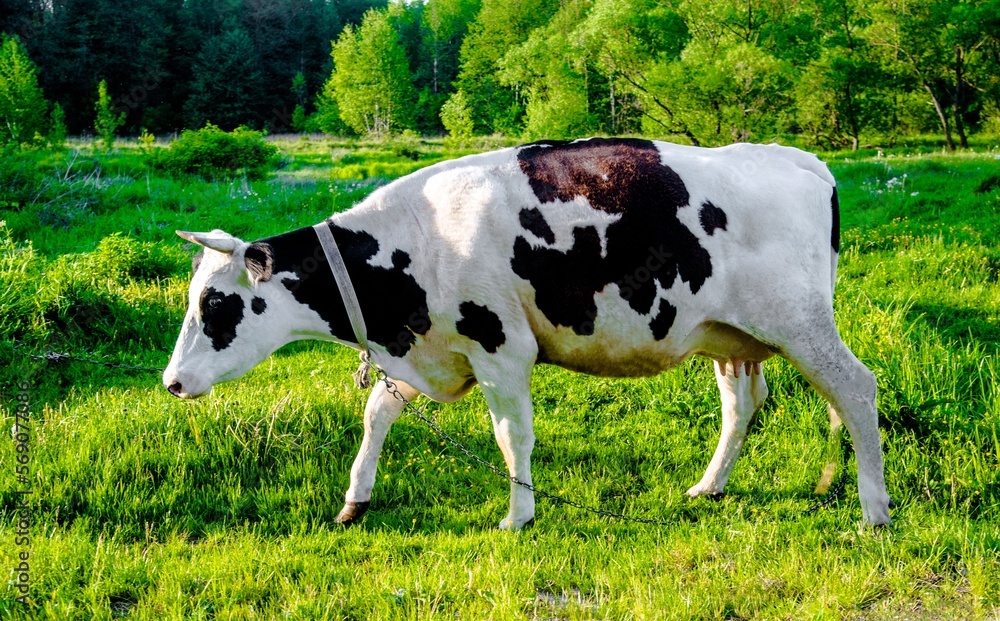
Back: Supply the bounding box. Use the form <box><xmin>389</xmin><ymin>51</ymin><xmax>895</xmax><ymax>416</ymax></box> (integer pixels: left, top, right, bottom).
<box><xmin>177</xmin><ymin>230</ymin><xmax>239</xmax><ymax>254</ymax></box>
<box><xmin>244</xmin><ymin>242</ymin><xmax>274</xmax><ymax>284</ymax></box>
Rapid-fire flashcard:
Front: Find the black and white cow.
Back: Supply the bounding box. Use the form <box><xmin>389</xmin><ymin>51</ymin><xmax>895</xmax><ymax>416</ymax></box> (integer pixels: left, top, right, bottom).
<box><xmin>164</xmin><ymin>138</ymin><xmax>892</xmax><ymax>527</ymax></box>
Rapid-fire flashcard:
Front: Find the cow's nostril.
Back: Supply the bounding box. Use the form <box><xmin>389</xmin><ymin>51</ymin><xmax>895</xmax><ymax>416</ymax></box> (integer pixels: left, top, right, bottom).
<box><xmin>167</xmin><ymin>382</ymin><xmax>183</xmax><ymax>397</ymax></box>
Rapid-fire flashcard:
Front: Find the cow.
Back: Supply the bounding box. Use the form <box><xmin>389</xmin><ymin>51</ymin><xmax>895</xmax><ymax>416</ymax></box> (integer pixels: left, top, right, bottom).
<box><xmin>163</xmin><ymin>138</ymin><xmax>892</xmax><ymax>528</ymax></box>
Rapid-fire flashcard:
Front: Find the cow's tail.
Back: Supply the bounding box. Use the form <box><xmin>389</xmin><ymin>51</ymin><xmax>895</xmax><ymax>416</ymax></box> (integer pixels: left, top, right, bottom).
<box><xmin>829</xmin><ymin>185</ymin><xmax>840</xmax><ymax>297</ymax></box>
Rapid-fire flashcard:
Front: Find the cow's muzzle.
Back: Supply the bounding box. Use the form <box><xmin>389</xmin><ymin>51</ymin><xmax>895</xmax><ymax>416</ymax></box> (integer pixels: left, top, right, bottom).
<box><xmin>162</xmin><ymin>376</ymin><xmax>211</xmax><ymax>399</ymax></box>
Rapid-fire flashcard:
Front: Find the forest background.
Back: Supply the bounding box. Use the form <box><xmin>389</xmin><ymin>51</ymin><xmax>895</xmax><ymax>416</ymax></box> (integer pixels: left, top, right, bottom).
<box><xmin>2</xmin><ymin>0</ymin><xmax>1000</xmax><ymax>150</ymax></box>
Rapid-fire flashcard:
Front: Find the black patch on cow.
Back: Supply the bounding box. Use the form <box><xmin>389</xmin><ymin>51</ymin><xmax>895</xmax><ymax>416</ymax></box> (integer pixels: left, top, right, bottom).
<box><xmin>512</xmin><ymin>138</ymin><xmax>712</xmax><ymax>340</ymax></box>
<box><xmin>511</xmin><ymin>227</ymin><xmax>605</xmax><ymax>335</ymax></box>
<box><xmin>830</xmin><ymin>186</ymin><xmax>840</xmax><ymax>253</ymax></box>
<box><xmin>192</xmin><ymin>250</ymin><xmax>204</xmax><ymax>274</ymax></box>
<box><xmin>456</xmin><ymin>301</ymin><xmax>506</xmax><ymax>353</ymax></box>
<box><xmin>251</xmin><ymin>296</ymin><xmax>267</xmax><ymax>315</ymax></box>
<box><xmin>260</xmin><ymin>223</ymin><xmax>431</xmax><ymax>358</ymax></box>
<box><xmin>699</xmin><ymin>201</ymin><xmax>728</xmax><ymax>236</ymax></box>
<box><xmin>519</xmin><ymin>207</ymin><xmax>556</xmax><ymax>244</ymax></box>
<box><xmin>200</xmin><ymin>286</ymin><xmax>245</xmax><ymax>350</ymax></box>
<box><xmin>649</xmin><ymin>298</ymin><xmax>678</xmax><ymax>341</ymax></box>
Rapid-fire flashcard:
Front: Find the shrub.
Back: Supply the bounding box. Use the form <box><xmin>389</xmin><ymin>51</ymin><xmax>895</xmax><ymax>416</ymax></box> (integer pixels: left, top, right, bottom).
<box><xmin>0</xmin><ymin>145</ymin><xmax>43</xmax><ymax>210</ymax></box>
<box><xmin>152</xmin><ymin>124</ymin><xmax>278</xmax><ymax>180</ymax></box>
<box><xmin>0</xmin><ymin>220</ymin><xmax>38</xmax><ymax>341</ymax></box>
<box><xmin>440</xmin><ymin>89</ymin><xmax>475</xmax><ymax>141</ymax></box>
<box><xmin>48</xmin><ymin>103</ymin><xmax>67</xmax><ymax>149</ymax></box>
<box><xmin>94</xmin><ymin>79</ymin><xmax>124</xmax><ymax>150</ymax></box>
<box><xmin>89</xmin><ymin>233</ymin><xmax>188</xmax><ymax>281</ymax></box>
<box><xmin>138</xmin><ymin>128</ymin><xmax>156</xmax><ymax>154</ymax></box>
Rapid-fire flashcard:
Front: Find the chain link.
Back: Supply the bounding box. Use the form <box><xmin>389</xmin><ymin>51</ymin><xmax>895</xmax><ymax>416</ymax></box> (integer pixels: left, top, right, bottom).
<box><xmin>368</xmin><ymin>360</ymin><xmax>849</xmax><ymax>526</ymax></box>
<box><xmin>12</xmin><ymin>341</ymin><xmax>166</xmax><ymax>373</ymax></box>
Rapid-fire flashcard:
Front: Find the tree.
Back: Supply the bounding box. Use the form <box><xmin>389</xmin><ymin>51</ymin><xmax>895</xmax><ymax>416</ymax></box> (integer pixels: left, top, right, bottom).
<box><xmin>794</xmin><ymin>0</ymin><xmax>889</xmax><ymax>150</ymax></box>
<box><xmin>49</xmin><ymin>102</ymin><xmax>67</xmax><ymax>149</ymax></box>
<box><xmin>94</xmin><ymin>79</ymin><xmax>124</xmax><ymax>149</ymax></box>
<box><xmin>453</xmin><ymin>0</ymin><xmax>559</xmax><ymax>134</ymax></box>
<box><xmin>184</xmin><ymin>27</ymin><xmax>264</xmax><ymax>130</ymax></box>
<box><xmin>32</xmin><ymin>0</ymin><xmax>181</xmax><ymax>134</ymax></box>
<box><xmin>498</xmin><ymin>0</ymin><xmax>596</xmax><ymax>139</ymax></box>
<box><xmin>324</xmin><ymin>7</ymin><xmax>416</xmax><ymax>136</ymax></box>
<box><xmin>575</xmin><ymin>0</ymin><xmax>691</xmax><ymax>139</ymax></box>
<box><xmin>866</xmin><ymin>0</ymin><xmax>993</xmax><ymax>149</ymax></box>
<box><xmin>0</xmin><ymin>34</ymin><xmax>48</xmax><ymax>147</ymax></box>
<box><xmin>411</xmin><ymin>0</ymin><xmax>481</xmax><ymax>132</ymax></box>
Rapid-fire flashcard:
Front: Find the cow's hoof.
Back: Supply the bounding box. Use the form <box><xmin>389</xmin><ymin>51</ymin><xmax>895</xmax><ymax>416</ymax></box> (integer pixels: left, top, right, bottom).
<box><xmin>686</xmin><ymin>483</ymin><xmax>724</xmax><ymax>499</ymax></box>
<box><xmin>498</xmin><ymin>515</ymin><xmax>534</xmax><ymax>530</ymax></box>
<box><xmin>334</xmin><ymin>501</ymin><xmax>370</xmax><ymax>526</ymax></box>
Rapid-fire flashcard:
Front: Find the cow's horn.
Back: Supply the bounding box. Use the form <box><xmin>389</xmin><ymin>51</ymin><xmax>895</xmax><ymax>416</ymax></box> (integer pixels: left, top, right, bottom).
<box><xmin>176</xmin><ymin>230</ymin><xmax>239</xmax><ymax>254</ymax></box>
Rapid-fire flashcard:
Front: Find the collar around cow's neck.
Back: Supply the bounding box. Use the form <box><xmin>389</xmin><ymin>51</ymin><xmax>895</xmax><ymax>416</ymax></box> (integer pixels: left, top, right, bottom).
<box><xmin>313</xmin><ymin>220</ymin><xmax>370</xmax><ymax>356</ymax></box>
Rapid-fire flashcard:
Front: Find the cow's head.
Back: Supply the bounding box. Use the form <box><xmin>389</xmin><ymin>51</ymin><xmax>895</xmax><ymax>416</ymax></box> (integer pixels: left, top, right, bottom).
<box><xmin>163</xmin><ymin>229</ymin><xmax>297</xmax><ymax>398</ymax></box>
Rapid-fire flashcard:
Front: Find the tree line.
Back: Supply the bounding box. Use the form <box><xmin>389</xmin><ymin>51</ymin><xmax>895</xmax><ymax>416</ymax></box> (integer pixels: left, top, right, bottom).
<box><xmin>2</xmin><ymin>0</ymin><xmax>999</xmax><ymax>149</ymax></box>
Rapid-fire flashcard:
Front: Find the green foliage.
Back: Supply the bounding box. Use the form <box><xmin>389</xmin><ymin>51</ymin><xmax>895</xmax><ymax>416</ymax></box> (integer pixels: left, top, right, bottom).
<box><xmin>0</xmin><ymin>34</ymin><xmax>49</xmax><ymax>147</ymax></box>
<box><xmin>138</xmin><ymin>128</ymin><xmax>156</xmax><ymax>154</ymax></box>
<box><xmin>47</xmin><ymin>103</ymin><xmax>67</xmax><ymax>150</ymax></box>
<box><xmin>411</xmin><ymin>0</ymin><xmax>482</xmax><ymax>132</ymax></box>
<box><xmin>94</xmin><ymin>79</ymin><xmax>125</xmax><ymax>150</ymax></box>
<box><xmin>291</xmin><ymin>105</ymin><xmax>308</xmax><ymax>132</ymax></box>
<box><xmin>152</xmin><ymin>124</ymin><xmax>279</xmax><ymax>181</ymax></box>
<box><xmin>0</xmin><ymin>146</ymin><xmax>44</xmax><ymax>211</ymax></box>
<box><xmin>313</xmin><ymin>83</ymin><xmax>351</xmax><ymax>135</ymax></box>
<box><xmin>454</xmin><ymin>0</ymin><xmax>560</xmax><ymax>135</ymax></box>
<box><xmin>184</xmin><ymin>28</ymin><xmax>264</xmax><ymax>131</ymax></box>
<box><xmin>325</xmin><ymin>7</ymin><xmax>418</xmax><ymax>136</ymax></box>
<box><xmin>498</xmin><ymin>0</ymin><xmax>595</xmax><ymax>140</ymax></box>
<box><xmin>440</xmin><ymin>89</ymin><xmax>475</xmax><ymax>139</ymax></box>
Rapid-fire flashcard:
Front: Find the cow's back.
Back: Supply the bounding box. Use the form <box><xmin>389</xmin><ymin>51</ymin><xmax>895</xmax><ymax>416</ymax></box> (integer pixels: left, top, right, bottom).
<box><xmin>338</xmin><ymin>139</ymin><xmax>838</xmax><ymax>379</ymax></box>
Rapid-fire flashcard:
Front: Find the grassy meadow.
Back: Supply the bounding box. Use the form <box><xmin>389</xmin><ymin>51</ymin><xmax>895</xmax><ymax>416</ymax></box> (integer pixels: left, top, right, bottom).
<box><xmin>1</xmin><ymin>135</ymin><xmax>999</xmax><ymax>620</ymax></box>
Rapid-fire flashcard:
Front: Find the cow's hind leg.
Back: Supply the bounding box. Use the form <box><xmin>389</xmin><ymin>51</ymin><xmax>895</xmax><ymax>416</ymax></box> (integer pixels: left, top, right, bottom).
<box><xmin>336</xmin><ymin>378</ymin><xmax>420</xmax><ymax>525</ymax></box>
<box><xmin>814</xmin><ymin>404</ymin><xmax>844</xmax><ymax>495</ymax></box>
<box><xmin>777</xmin><ymin>317</ymin><xmax>891</xmax><ymax>525</ymax></box>
<box><xmin>687</xmin><ymin>360</ymin><xmax>769</xmax><ymax>498</ymax></box>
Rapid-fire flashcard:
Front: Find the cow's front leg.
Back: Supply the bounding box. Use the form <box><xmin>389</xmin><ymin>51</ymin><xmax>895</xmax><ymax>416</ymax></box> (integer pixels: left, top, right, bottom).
<box><xmin>474</xmin><ymin>362</ymin><xmax>536</xmax><ymax>530</ymax></box>
<box><xmin>337</xmin><ymin>377</ymin><xmax>420</xmax><ymax>525</ymax></box>
<box><xmin>687</xmin><ymin>359</ymin><xmax>769</xmax><ymax>498</ymax></box>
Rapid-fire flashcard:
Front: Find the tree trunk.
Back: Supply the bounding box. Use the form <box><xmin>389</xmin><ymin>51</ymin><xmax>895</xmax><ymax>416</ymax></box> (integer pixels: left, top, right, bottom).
<box><xmin>925</xmin><ymin>83</ymin><xmax>955</xmax><ymax>151</ymax></box>
<box><xmin>610</xmin><ymin>80</ymin><xmax>616</xmax><ymax>134</ymax></box>
<box><xmin>953</xmin><ymin>47</ymin><xmax>968</xmax><ymax>149</ymax></box>
<box><xmin>845</xmin><ymin>81</ymin><xmax>860</xmax><ymax>151</ymax></box>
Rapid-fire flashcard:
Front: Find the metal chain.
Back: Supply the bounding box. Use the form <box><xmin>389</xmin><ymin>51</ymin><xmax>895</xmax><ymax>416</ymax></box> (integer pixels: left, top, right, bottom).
<box><xmin>367</xmin><ymin>360</ymin><xmax>849</xmax><ymax>526</ymax></box>
<box><xmin>11</xmin><ymin>341</ymin><xmax>166</xmax><ymax>373</ymax></box>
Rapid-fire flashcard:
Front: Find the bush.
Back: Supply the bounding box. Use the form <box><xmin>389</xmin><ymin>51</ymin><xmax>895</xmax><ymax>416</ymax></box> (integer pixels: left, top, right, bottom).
<box><xmin>0</xmin><ymin>146</ymin><xmax>43</xmax><ymax>210</ymax></box>
<box><xmin>94</xmin><ymin>79</ymin><xmax>124</xmax><ymax>150</ymax></box>
<box><xmin>89</xmin><ymin>233</ymin><xmax>188</xmax><ymax>281</ymax></box>
<box><xmin>152</xmin><ymin>124</ymin><xmax>278</xmax><ymax>180</ymax></box>
<box><xmin>440</xmin><ymin>89</ymin><xmax>474</xmax><ymax>141</ymax></box>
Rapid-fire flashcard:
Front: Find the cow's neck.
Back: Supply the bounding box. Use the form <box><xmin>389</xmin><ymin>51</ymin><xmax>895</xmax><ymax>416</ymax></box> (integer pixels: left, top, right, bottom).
<box><xmin>259</xmin><ymin>218</ymin><xmax>432</xmax><ymax>360</ymax></box>
<box><xmin>262</xmin><ymin>224</ymin><xmax>358</xmax><ymax>345</ymax></box>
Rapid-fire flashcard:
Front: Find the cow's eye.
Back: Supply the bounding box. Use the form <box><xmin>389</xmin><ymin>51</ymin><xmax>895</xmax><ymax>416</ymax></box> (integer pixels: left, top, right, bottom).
<box><xmin>207</xmin><ymin>296</ymin><xmax>223</xmax><ymax>310</ymax></box>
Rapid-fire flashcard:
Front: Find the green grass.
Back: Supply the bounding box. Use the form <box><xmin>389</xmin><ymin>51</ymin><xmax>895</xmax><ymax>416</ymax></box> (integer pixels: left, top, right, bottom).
<box><xmin>1</xmin><ymin>136</ymin><xmax>999</xmax><ymax>619</ymax></box>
